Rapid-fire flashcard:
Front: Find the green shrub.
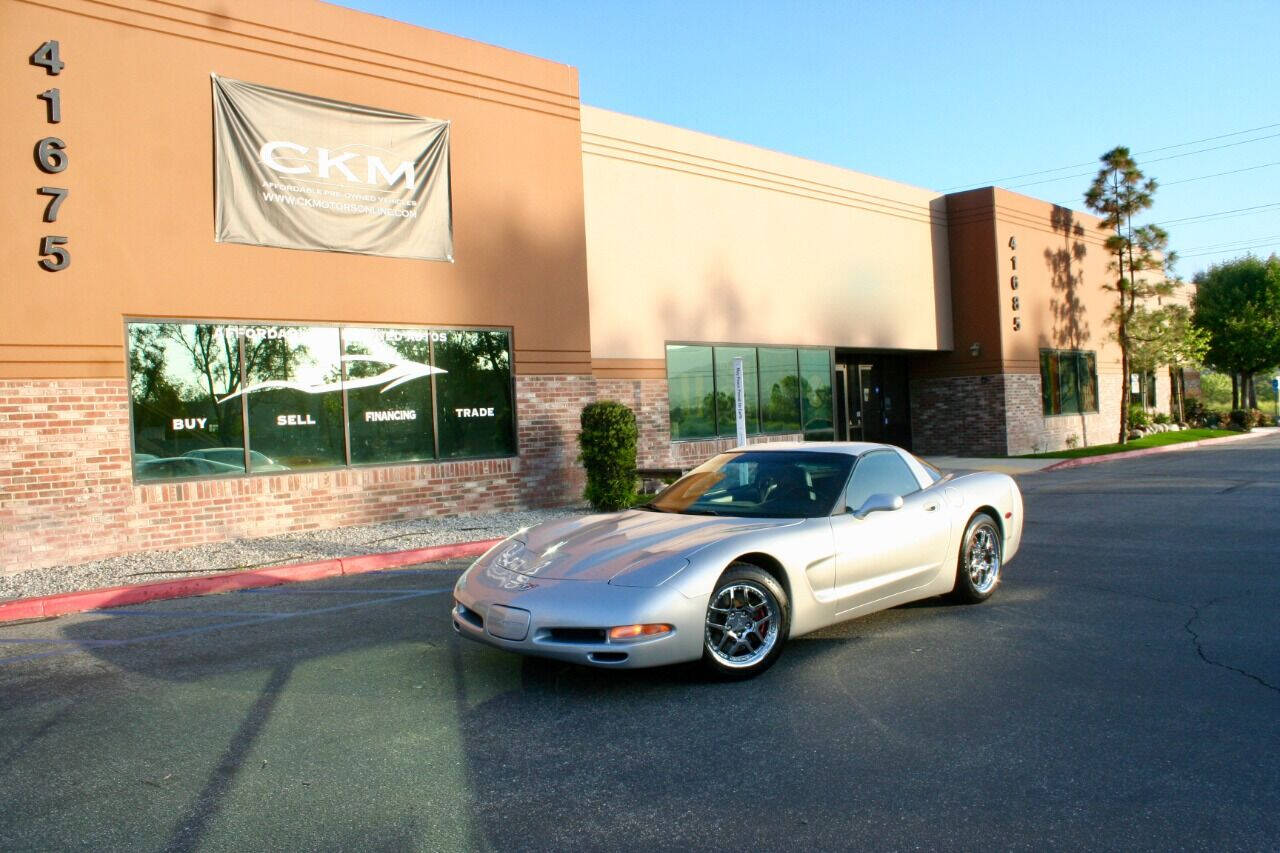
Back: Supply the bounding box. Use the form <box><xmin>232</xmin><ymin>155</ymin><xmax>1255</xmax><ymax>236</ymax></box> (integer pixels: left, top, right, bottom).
<box><xmin>578</xmin><ymin>400</ymin><xmax>638</xmax><ymax>511</ymax></box>
<box><xmin>1127</xmin><ymin>405</ymin><xmax>1151</xmax><ymax>430</ymax></box>
<box><xmin>1227</xmin><ymin>409</ymin><xmax>1252</xmax><ymax>431</ymax></box>
<box><xmin>1183</xmin><ymin>398</ymin><xmax>1206</xmax><ymax>422</ymax></box>
<box><xmin>1249</xmin><ymin>408</ymin><xmax>1269</xmax><ymax>427</ymax></box>
<box><xmin>1201</xmin><ymin>409</ymin><xmax>1225</xmax><ymax>428</ymax></box>
<box><xmin>1153</xmin><ymin>412</ymin><xmax>1171</xmax><ymax>425</ymax></box>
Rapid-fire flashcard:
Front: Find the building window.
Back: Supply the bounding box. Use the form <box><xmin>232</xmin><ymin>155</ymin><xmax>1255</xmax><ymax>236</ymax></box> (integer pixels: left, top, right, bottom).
<box><xmin>343</xmin><ymin>327</ymin><xmax>436</xmax><ymax>465</ymax></box>
<box><xmin>665</xmin><ymin>343</ymin><xmax>833</xmax><ymax>441</ymax></box>
<box><xmin>667</xmin><ymin>345</ymin><xmax>717</xmax><ymax>439</ymax></box>
<box><xmin>799</xmin><ymin>349</ymin><xmax>834</xmax><ymax>440</ymax></box>
<box><xmin>1040</xmin><ymin>350</ymin><xmax>1099</xmax><ymax>416</ymax></box>
<box><xmin>758</xmin><ymin>347</ymin><xmax>801</xmax><ymax>433</ymax></box>
<box><xmin>1130</xmin><ymin>371</ymin><xmax>1157</xmax><ymax>407</ymax></box>
<box><xmin>126</xmin><ymin>320</ymin><xmax>515</xmax><ymax>481</ymax></box>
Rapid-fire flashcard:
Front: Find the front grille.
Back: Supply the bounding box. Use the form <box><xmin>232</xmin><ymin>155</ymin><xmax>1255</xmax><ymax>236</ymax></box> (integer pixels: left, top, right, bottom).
<box><xmin>454</xmin><ymin>602</ymin><xmax>483</xmax><ymax>629</ymax></box>
<box><xmin>544</xmin><ymin>627</ymin><xmax>607</xmax><ymax>644</ymax></box>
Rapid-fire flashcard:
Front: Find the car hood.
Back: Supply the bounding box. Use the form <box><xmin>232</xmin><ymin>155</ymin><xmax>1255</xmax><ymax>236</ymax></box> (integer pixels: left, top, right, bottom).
<box><xmin>500</xmin><ymin>510</ymin><xmax>800</xmax><ymax>585</ymax></box>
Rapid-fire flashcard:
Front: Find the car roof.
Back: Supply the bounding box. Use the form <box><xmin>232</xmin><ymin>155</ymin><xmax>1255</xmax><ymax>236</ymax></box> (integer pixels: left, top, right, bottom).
<box><xmin>731</xmin><ymin>441</ymin><xmax>896</xmax><ymax>457</ymax></box>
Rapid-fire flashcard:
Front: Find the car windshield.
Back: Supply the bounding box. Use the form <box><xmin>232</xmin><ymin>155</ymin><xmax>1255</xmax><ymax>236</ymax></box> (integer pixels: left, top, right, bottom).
<box><xmin>643</xmin><ymin>450</ymin><xmax>854</xmax><ymax>518</ymax></box>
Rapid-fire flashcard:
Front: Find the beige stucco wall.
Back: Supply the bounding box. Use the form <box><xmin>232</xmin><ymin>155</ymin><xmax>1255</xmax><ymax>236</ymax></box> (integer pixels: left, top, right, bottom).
<box><xmin>582</xmin><ymin>107</ymin><xmax>952</xmax><ymax>374</ymax></box>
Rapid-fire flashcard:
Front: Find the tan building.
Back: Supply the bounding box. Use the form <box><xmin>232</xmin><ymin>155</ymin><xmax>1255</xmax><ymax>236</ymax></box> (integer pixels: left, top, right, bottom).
<box><xmin>1</xmin><ymin>0</ymin><xmax>1182</xmax><ymax>575</ymax></box>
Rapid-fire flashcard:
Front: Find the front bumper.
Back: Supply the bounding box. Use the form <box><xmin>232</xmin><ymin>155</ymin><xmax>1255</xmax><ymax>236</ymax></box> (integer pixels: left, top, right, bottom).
<box><xmin>451</xmin><ymin>561</ymin><xmax>706</xmax><ymax>669</ymax></box>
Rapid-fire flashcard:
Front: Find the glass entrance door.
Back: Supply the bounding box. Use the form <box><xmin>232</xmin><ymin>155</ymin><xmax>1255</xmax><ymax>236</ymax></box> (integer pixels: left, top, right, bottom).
<box><xmin>833</xmin><ymin>353</ymin><xmax>912</xmax><ymax>449</ymax></box>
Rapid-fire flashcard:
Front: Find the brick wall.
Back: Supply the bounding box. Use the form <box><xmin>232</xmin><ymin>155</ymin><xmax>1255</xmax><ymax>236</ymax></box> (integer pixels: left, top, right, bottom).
<box><xmin>1004</xmin><ymin>371</ymin><xmax>1124</xmax><ymax>455</ymax></box>
<box><xmin>910</xmin><ymin>371</ymin><xmax>1128</xmax><ymax>456</ymax></box>
<box><xmin>515</xmin><ymin>375</ymin><xmax>595</xmax><ymax>506</ymax></box>
<box><xmin>1</xmin><ymin>377</ymin><xmax>595</xmax><ymax>575</ymax></box>
<box><xmin>910</xmin><ymin>375</ymin><xmax>1008</xmax><ymax>456</ymax></box>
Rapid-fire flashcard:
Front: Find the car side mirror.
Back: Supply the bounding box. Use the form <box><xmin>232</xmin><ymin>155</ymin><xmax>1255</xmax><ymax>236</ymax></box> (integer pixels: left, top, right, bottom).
<box><xmin>851</xmin><ymin>493</ymin><xmax>904</xmax><ymax>519</ymax></box>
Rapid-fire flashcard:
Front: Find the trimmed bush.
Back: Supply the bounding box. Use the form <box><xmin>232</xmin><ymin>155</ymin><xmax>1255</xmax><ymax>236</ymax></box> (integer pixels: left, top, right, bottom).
<box><xmin>1228</xmin><ymin>409</ymin><xmax>1252</xmax><ymax>431</ymax></box>
<box><xmin>1127</xmin><ymin>405</ymin><xmax>1152</xmax><ymax>430</ymax></box>
<box><xmin>578</xmin><ymin>400</ymin><xmax>638</xmax><ymax>511</ymax></box>
<box><xmin>1153</xmin><ymin>412</ymin><xmax>1171</xmax><ymax>425</ymax></box>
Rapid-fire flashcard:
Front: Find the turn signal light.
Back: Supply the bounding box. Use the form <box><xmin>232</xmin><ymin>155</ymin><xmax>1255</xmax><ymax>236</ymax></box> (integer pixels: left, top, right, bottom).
<box><xmin>608</xmin><ymin>623</ymin><xmax>673</xmax><ymax>641</ymax></box>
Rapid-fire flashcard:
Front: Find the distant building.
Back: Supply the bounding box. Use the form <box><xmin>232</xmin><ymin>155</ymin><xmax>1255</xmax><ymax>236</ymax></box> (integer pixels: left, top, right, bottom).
<box><xmin>1</xmin><ymin>0</ymin><xmax>1185</xmax><ymax>572</ymax></box>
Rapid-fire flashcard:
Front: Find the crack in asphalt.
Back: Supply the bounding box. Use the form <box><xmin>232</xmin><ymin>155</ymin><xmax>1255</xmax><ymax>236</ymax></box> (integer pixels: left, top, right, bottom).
<box><xmin>1183</xmin><ymin>600</ymin><xmax>1280</xmax><ymax>694</ymax></box>
<box><xmin>1053</xmin><ymin>582</ymin><xmax>1278</xmax><ymax>695</ymax></box>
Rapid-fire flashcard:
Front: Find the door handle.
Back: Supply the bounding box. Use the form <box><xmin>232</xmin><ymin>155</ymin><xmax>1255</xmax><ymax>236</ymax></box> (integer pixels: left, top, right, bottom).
<box><xmin>924</xmin><ymin>502</ymin><xmax>938</xmax><ymax>512</ymax></box>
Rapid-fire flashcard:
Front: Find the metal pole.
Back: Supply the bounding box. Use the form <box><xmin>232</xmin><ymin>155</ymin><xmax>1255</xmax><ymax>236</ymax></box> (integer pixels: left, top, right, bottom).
<box><xmin>733</xmin><ymin>356</ymin><xmax>747</xmax><ymax>447</ymax></box>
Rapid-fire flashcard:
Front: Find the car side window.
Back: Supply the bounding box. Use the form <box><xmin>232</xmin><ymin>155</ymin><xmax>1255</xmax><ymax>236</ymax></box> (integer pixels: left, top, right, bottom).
<box><xmin>845</xmin><ymin>451</ymin><xmax>921</xmax><ymax>511</ymax></box>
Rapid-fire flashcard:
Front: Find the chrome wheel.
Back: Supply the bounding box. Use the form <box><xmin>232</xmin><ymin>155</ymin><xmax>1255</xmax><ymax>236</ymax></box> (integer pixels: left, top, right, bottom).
<box><xmin>704</xmin><ymin>581</ymin><xmax>780</xmax><ymax>669</ymax></box>
<box><xmin>965</xmin><ymin>520</ymin><xmax>1001</xmax><ymax>595</ymax></box>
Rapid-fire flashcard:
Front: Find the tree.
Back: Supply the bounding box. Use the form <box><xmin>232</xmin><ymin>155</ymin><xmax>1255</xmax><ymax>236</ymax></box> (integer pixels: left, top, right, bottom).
<box><xmin>1126</xmin><ymin>304</ymin><xmax>1209</xmax><ymax>422</ymax></box>
<box><xmin>1193</xmin><ymin>255</ymin><xmax>1280</xmax><ymax>409</ymax></box>
<box><xmin>1084</xmin><ymin>147</ymin><xmax>1176</xmax><ymax>442</ymax></box>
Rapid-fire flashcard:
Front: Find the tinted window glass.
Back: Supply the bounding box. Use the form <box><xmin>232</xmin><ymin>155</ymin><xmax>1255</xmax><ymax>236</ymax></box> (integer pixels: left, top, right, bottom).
<box><xmin>128</xmin><ymin>322</ymin><xmax>245</xmax><ymax>481</ymax></box>
<box><xmin>433</xmin><ymin>330</ymin><xmax>515</xmax><ymax>458</ymax></box>
<box><xmin>845</xmin><ymin>451</ymin><xmax>921</xmax><ymax>510</ymax></box>
<box><xmin>713</xmin><ymin>346</ymin><xmax>759</xmax><ymax>437</ymax></box>
<box><xmin>239</xmin><ymin>325</ymin><xmax>345</xmax><ymax>471</ymax></box>
<box><xmin>759</xmin><ymin>347</ymin><xmax>801</xmax><ymax>433</ymax></box>
<box><xmin>646</xmin><ymin>451</ymin><xmax>854</xmax><ymax>518</ymax></box>
<box><xmin>667</xmin><ymin>345</ymin><xmax>716</xmax><ymax>439</ymax></box>
<box><xmin>799</xmin><ymin>349</ymin><xmax>833</xmax><ymax>440</ymax></box>
<box><xmin>1041</xmin><ymin>350</ymin><xmax>1099</xmax><ymax>416</ymax></box>
<box><xmin>343</xmin><ymin>327</ymin><xmax>435</xmax><ymax>464</ymax></box>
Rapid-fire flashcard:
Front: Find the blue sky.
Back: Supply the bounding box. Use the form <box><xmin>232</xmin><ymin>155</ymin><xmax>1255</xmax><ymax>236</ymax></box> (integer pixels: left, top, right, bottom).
<box><xmin>341</xmin><ymin>0</ymin><xmax>1279</xmax><ymax>279</ymax></box>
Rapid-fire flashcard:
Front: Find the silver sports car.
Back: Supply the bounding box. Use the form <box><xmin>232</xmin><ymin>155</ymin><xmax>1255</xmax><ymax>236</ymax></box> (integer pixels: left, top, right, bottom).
<box><xmin>453</xmin><ymin>442</ymin><xmax>1023</xmax><ymax>678</ymax></box>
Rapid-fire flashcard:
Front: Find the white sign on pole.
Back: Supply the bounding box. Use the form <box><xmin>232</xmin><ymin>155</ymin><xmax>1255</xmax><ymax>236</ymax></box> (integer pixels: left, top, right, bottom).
<box><xmin>733</xmin><ymin>357</ymin><xmax>747</xmax><ymax>447</ymax></box>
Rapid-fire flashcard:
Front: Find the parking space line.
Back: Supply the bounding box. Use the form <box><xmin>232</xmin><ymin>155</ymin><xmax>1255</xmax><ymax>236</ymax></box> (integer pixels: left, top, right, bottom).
<box><xmin>0</xmin><ymin>637</ymin><xmax>117</xmax><ymax>645</ymax></box>
<box><xmin>0</xmin><ymin>588</ymin><xmax>450</xmax><ymax>667</ymax></box>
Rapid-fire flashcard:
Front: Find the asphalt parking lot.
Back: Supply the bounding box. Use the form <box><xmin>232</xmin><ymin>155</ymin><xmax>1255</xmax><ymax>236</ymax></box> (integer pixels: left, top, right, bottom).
<box><xmin>2</xmin><ymin>435</ymin><xmax>1278</xmax><ymax>851</ymax></box>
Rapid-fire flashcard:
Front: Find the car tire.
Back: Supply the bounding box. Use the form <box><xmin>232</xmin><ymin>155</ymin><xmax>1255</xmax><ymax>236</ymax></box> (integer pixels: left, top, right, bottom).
<box><xmin>701</xmin><ymin>564</ymin><xmax>789</xmax><ymax>680</ymax></box>
<box><xmin>951</xmin><ymin>512</ymin><xmax>1002</xmax><ymax>604</ymax></box>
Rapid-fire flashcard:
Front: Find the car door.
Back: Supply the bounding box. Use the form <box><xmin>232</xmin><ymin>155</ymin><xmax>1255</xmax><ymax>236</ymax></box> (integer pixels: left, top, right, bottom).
<box><xmin>831</xmin><ymin>450</ymin><xmax>952</xmax><ymax>615</ymax></box>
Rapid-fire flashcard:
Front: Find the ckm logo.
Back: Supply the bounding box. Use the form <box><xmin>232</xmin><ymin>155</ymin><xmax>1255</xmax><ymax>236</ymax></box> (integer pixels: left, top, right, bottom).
<box><xmin>259</xmin><ymin>141</ymin><xmax>418</xmax><ymax>189</ymax></box>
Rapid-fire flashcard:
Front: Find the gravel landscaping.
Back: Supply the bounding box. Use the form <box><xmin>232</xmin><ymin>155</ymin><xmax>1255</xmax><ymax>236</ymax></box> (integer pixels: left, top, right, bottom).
<box><xmin>0</xmin><ymin>507</ymin><xmax>588</xmax><ymax>603</ymax></box>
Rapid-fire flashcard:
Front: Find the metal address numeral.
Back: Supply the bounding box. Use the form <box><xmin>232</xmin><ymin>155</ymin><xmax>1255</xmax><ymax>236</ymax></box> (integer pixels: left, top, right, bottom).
<box><xmin>39</xmin><ymin>235</ymin><xmax>70</xmax><ymax>271</ymax></box>
<box><xmin>36</xmin><ymin>137</ymin><xmax>67</xmax><ymax>173</ymax></box>
<box><xmin>1011</xmin><ymin>296</ymin><xmax>1020</xmax><ymax>311</ymax></box>
<box><xmin>37</xmin><ymin>187</ymin><xmax>69</xmax><ymax>222</ymax></box>
<box><xmin>31</xmin><ymin>40</ymin><xmax>64</xmax><ymax>74</ymax></box>
<box><xmin>38</xmin><ymin>88</ymin><xmax>61</xmax><ymax>123</ymax></box>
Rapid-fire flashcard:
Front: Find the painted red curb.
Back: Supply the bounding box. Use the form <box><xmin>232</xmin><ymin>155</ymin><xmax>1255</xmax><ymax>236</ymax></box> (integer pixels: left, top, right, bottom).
<box><xmin>0</xmin><ymin>537</ymin><xmax>503</xmax><ymax>625</ymax></box>
<box><xmin>1043</xmin><ymin>429</ymin><xmax>1270</xmax><ymax>471</ymax></box>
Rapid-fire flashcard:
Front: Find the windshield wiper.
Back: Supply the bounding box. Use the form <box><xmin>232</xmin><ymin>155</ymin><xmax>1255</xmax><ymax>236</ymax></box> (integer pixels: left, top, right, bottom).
<box><xmin>635</xmin><ymin>504</ymin><xmax>670</xmax><ymax>512</ymax></box>
<box><xmin>682</xmin><ymin>508</ymin><xmax>722</xmax><ymax>516</ymax></box>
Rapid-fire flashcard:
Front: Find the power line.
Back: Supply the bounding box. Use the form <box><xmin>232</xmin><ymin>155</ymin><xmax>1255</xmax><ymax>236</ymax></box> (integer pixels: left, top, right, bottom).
<box><xmin>1160</xmin><ymin>161</ymin><xmax>1280</xmax><ymax>187</ymax></box>
<box><xmin>1177</xmin><ymin>234</ymin><xmax>1280</xmax><ymax>253</ymax></box>
<box><xmin>941</xmin><ymin>120</ymin><xmax>1280</xmax><ymax>191</ymax></box>
<box><xmin>1007</xmin><ymin>132</ymin><xmax>1280</xmax><ymax>191</ymax></box>
<box><xmin>1157</xmin><ymin>201</ymin><xmax>1280</xmax><ymax>226</ymax></box>
<box><xmin>1180</xmin><ymin>241</ymin><xmax>1280</xmax><ymax>259</ymax></box>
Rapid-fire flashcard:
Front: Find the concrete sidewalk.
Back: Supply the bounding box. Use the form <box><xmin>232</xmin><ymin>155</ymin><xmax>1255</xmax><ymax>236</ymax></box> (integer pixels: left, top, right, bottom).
<box><xmin>924</xmin><ymin>456</ymin><xmax>1059</xmax><ymax>475</ymax></box>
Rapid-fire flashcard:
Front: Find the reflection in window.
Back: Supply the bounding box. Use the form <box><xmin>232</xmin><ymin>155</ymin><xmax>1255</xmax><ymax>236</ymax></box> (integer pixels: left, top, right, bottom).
<box><xmin>845</xmin><ymin>450</ymin><xmax>920</xmax><ymax>510</ymax></box>
<box><xmin>239</xmin><ymin>326</ymin><xmax>345</xmax><ymax>471</ymax></box>
<box><xmin>344</xmin><ymin>327</ymin><xmax>436</xmax><ymax>464</ymax></box>
<box><xmin>759</xmin><ymin>348</ymin><xmax>801</xmax><ymax>433</ymax></box>
<box><xmin>128</xmin><ymin>323</ymin><xmax>244</xmax><ymax>481</ymax></box>
<box><xmin>433</xmin><ymin>330</ymin><xmax>515</xmax><ymax>458</ymax></box>
<box><xmin>799</xmin><ymin>349</ymin><xmax>834</xmax><ymax>441</ymax></box>
<box><xmin>713</xmin><ymin>347</ymin><xmax>759</xmax><ymax>437</ymax></box>
<box><xmin>666</xmin><ymin>344</ymin><xmax>834</xmax><ymax>442</ymax></box>
<box><xmin>1040</xmin><ymin>350</ymin><xmax>1099</xmax><ymax>416</ymax></box>
<box><xmin>667</xmin><ymin>345</ymin><xmax>716</xmax><ymax>439</ymax></box>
